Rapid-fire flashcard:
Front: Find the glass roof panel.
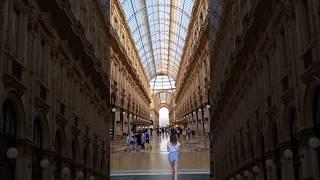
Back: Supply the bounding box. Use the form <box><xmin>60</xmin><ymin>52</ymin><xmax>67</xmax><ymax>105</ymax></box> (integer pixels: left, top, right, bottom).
<box><xmin>150</xmin><ymin>75</ymin><xmax>176</xmax><ymax>94</ymax></box>
<box><xmin>119</xmin><ymin>0</ymin><xmax>195</xmax><ymax>80</ymax></box>
<box><xmin>154</xmin><ymin>91</ymin><xmax>174</xmax><ymax>105</ymax></box>
<box><xmin>119</xmin><ymin>0</ymin><xmax>195</xmax><ymax>106</ymax></box>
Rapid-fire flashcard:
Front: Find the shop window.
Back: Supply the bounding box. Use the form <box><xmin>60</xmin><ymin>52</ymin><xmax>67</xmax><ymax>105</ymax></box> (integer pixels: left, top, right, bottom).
<box><xmin>71</xmin><ymin>139</ymin><xmax>77</xmax><ymax>179</ymax></box>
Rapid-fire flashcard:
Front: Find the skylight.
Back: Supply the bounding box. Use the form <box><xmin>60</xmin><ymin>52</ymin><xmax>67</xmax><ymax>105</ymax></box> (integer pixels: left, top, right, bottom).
<box><xmin>119</xmin><ymin>0</ymin><xmax>195</xmax><ymax>106</ymax></box>
<box><xmin>119</xmin><ymin>0</ymin><xmax>195</xmax><ymax>80</ymax></box>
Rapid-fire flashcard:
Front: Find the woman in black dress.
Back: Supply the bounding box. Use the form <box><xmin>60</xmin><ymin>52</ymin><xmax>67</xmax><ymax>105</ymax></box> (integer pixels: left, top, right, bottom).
<box><xmin>136</xmin><ymin>131</ymin><xmax>142</xmax><ymax>151</ymax></box>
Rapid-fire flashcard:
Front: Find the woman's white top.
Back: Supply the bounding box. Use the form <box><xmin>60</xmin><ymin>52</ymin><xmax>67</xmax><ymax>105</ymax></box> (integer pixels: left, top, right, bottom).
<box><xmin>167</xmin><ymin>142</ymin><xmax>180</xmax><ymax>152</ymax></box>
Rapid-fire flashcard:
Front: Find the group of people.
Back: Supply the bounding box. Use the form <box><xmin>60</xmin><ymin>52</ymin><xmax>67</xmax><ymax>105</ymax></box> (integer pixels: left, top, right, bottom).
<box><xmin>156</xmin><ymin>127</ymin><xmax>169</xmax><ymax>135</ymax></box>
<box><xmin>126</xmin><ymin>128</ymin><xmax>152</xmax><ymax>151</ymax></box>
<box><xmin>157</xmin><ymin>127</ymin><xmax>193</xmax><ymax>140</ymax></box>
<box><xmin>175</xmin><ymin>127</ymin><xmax>192</xmax><ymax>139</ymax></box>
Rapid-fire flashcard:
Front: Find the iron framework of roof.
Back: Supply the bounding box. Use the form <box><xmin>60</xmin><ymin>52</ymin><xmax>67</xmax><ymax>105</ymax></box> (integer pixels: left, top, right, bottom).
<box><xmin>119</xmin><ymin>0</ymin><xmax>195</xmax><ymax>105</ymax></box>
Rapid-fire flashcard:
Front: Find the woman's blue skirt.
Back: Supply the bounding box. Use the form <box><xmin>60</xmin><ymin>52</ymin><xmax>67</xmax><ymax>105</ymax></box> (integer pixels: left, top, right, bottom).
<box><xmin>168</xmin><ymin>151</ymin><xmax>180</xmax><ymax>164</ymax></box>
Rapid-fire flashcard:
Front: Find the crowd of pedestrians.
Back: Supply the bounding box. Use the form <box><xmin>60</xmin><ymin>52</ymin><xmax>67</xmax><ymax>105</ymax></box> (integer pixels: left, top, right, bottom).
<box><xmin>126</xmin><ymin>128</ymin><xmax>152</xmax><ymax>152</ymax></box>
<box><xmin>124</xmin><ymin>126</ymin><xmax>196</xmax><ymax>152</ymax></box>
<box><xmin>157</xmin><ymin>126</ymin><xmax>193</xmax><ymax>140</ymax></box>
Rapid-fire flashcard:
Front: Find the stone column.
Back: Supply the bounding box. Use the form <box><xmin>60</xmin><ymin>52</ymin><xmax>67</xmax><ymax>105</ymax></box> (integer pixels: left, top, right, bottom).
<box><xmin>255</xmin><ymin>170</ymin><xmax>265</xmax><ymax>180</ymax></box>
<box><xmin>123</xmin><ymin>112</ymin><xmax>128</xmax><ymax>134</ymax></box>
<box><xmin>192</xmin><ymin>112</ymin><xmax>197</xmax><ymax>131</ymax></box>
<box><xmin>266</xmin><ymin>164</ymin><xmax>277</xmax><ymax>180</ymax></box>
<box><xmin>115</xmin><ymin>111</ymin><xmax>121</xmax><ymax>136</ymax></box>
<box><xmin>197</xmin><ymin>110</ymin><xmax>202</xmax><ymax>135</ymax></box>
<box><xmin>128</xmin><ymin>114</ymin><xmax>132</xmax><ymax>132</ymax></box>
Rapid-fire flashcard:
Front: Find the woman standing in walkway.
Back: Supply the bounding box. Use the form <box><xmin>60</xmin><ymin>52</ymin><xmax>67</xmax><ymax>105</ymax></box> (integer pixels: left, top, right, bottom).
<box><xmin>167</xmin><ymin>133</ymin><xmax>181</xmax><ymax>180</ymax></box>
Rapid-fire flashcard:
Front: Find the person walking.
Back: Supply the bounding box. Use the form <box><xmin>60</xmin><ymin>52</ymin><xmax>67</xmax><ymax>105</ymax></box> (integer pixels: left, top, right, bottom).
<box><xmin>167</xmin><ymin>133</ymin><xmax>181</xmax><ymax>180</ymax></box>
<box><xmin>141</xmin><ymin>130</ymin><xmax>146</xmax><ymax>151</ymax></box>
<box><xmin>187</xmin><ymin>128</ymin><xmax>191</xmax><ymax>140</ymax></box>
<box><xmin>129</xmin><ymin>129</ymin><xmax>136</xmax><ymax>151</ymax></box>
<box><xmin>182</xmin><ymin>128</ymin><xmax>187</xmax><ymax>140</ymax></box>
<box><xmin>136</xmin><ymin>131</ymin><xmax>142</xmax><ymax>151</ymax></box>
<box><xmin>176</xmin><ymin>128</ymin><xmax>181</xmax><ymax>138</ymax></box>
<box><xmin>145</xmin><ymin>129</ymin><xmax>152</xmax><ymax>150</ymax></box>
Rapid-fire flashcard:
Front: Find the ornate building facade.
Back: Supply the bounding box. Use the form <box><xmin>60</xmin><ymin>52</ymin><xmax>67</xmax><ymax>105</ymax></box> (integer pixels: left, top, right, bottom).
<box><xmin>175</xmin><ymin>0</ymin><xmax>211</xmax><ymax>136</ymax></box>
<box><xmin>209</xmin><ymin>0</ymin><xmax>320</xmax><ymax>179</ymax></box>
<box><xmin>110</xmin><ymin>0</ymin><xmax>152</xmax><ymax>138</ymax></box>
<box><xmin>0</xmin><ymin>0</ymin><xmax>110</xmax><ymax>180</ymax></box>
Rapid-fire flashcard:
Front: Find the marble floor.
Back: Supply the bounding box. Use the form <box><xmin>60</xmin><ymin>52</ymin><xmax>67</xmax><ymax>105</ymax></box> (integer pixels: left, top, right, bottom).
<box><xmin>110</xmin><ymin>133</ymin><xmax>210</xmax><ymax>179</ymax></box>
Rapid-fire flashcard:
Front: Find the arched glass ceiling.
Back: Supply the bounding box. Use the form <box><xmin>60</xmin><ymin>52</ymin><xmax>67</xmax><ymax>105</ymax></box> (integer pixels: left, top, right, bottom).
<box><xmin>154</xmin><ymin>91</ymin><xmax>174</xmax><ymax>106</ymax></box>
<box><xmin>119</xmin><ymin>0</ymin><xmax>195</xmax><ymax>80</ymax></box>
<box><xmin>150</xmin><ymin>75</ymin><xmax>175</xmax><ymax>105</ymax></box>
<box><xmin>150</xmin><ymin>75</ymin><xmax>176</xmax><ymax>92</ymax></box>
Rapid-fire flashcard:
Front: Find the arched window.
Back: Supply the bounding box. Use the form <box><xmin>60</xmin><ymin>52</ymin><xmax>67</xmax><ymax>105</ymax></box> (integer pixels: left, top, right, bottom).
<box><xmin>33</xmin><ymin>118</ymin><xmax>43</xmax><ymax>148</ymax></box>
<box><xmin>111</xmin><ymin>94</ymin><xmax>116</xmax><ymax>138</ymax></box>
<box><xmin>32</xmin><ymin>118</ymin><xmax>43</xmax><ymax>180</ymax></box>
<box><xmin>270</xmin><ymin>122</ymin><xmax>281</xmax><ymax>180</ymax></box>
<box><xmin>313</xmin><ymin>87</ymin><xmax>320</xmax><ymax>136</ymax></box>
<box><xmin>111</xmin><ymin>94</ymin><xmax>115</xmax><ymax>106</ymax></box>
<box><xmin>71</xmin><ymin>139</ymin><xmax>77</xmax><ymax>180</ymax></box>
<box><xmin>0</xmin><ymin>100</ymin><xmax>17</xmax><ymax>180</ymax></box>
<box><xmin>93</xmin><ymin>150</ymin><xmax>98</xmax><ymax>169</ymax></box>
<box><xmin>71</xmin><ymin>139</ymin><xmax>77</xmax><ymax>162</ymax></box>
<box><xmin>258</xmin><ymin>132</ymin><xmax>267</xmax><ymax>179</ymax></box>
<box><xmin>1</xmin><ymin>100</ymin><xmax>17</xmax><ymax>136</ymax></box>
<box><xmin>83</xmin><ymin>146</ymin><xmax>89</xmax><ymax>178</ymax></box>
<box><xmin>55</xmin><ymin>132</ymin><xmax>62</xmax><ymax>180</ymax></box>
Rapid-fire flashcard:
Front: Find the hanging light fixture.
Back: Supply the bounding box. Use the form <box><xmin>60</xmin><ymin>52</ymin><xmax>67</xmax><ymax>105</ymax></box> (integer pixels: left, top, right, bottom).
<box><xmin>112</xmin><ymin>108</ymin><xmax>116</xmax><ymax>112</ymax></box>
<box><xmin>252</xmin><ymin>166</ymin><xmax>260</xmax><ymax>173</ymax></box>
<box><xmin>236</xmin><ymin>174</ymin><xmax>242</xmax><ymax>179</ymax></box>
<box><xmin>62</xmin><ymin>167</ymin><xmax>70</xmax><ymax>177</ymax></box>
<box><xmin>6</xmin><ymin>147</ymin><xmax>18</xmax><ymax>159</ymax></box>
<box><xmin>283</xmin><ymin>149</ymin><xmax>293</xmax><ymax>159</ymax></box>
<box><xmin>265</xmin><ymin>159</ymin><xmax>273</xmax><ymax>168</ymax></box>
<box><xmin>308</xmin><ymin>137</ymin><xmax>320</xmax><ymax>149</ymax></box>
<box><xmin>40</xmin><ymin>159</ymin><xmax>50</xmax><ymax>169</ymax></box>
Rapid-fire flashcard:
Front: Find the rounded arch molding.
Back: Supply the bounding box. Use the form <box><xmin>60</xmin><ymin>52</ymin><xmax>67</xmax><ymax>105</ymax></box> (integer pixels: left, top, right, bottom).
<box><xmin>0</xmin><ymin>89</ymin><xmax>26</xmax><ymax>139</ymax></box>
<box><xmin>32</xmin><ymin>109</ymin><xmax>51</xmax><ymax>150</ymax></box>
<box><xmin>55</xmin><ymin>125</ymin><xmax>68</xmax><ymax>157</ymax></box>
<box><xmin>303</xmin><ymin>76</ymin><xmax>320</xmax><ymax>130</ymax></box>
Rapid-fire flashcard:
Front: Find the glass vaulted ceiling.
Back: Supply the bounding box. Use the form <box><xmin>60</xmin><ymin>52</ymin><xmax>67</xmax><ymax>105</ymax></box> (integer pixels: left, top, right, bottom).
<box><xmin>119</xmin><ymin>0</ymin><xmax>195</xmax><ymax>104</ymax></box>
